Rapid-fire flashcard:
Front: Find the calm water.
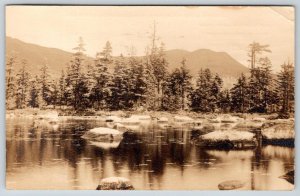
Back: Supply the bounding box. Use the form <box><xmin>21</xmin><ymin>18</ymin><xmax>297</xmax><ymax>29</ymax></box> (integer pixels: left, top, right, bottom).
<box><xmin>6</xmin><ymin>117</ymin><xmax>294</xmax><ymax>190</ymax></box>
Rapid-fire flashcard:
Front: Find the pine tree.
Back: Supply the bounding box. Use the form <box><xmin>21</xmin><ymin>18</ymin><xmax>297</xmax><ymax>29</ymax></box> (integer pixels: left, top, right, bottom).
<box><xmin>39</xmin><ymin>63</ymin><xmax>52</xmax><ymax>107</ymax></box>
<box><xmin>109</xmin><ymin>55</ymin><xmax>131</xmax><ymax>110</ymax></box>
<box><xmin>68</xmin><ymin>37</ymin><xmax>87</xmax><ymax>110</ymax></box>
<box><xmin>162</xmin><ymin>70</ymin><xmax>181</xmax><ymax>111</ymax></box>
<box><xmin>146</xmin><ymin>23</ymin><xmax>168</xmax><ymax>110</ymax></box>
<box><xmin>28</xmin><ymin>76</ymin><xmax>40</xmax><ymax>108</ymax></box>
<box><xmin>248</xmin><ymin>42</ymin><xmax>271</xmax><ymax>69</ymax></box>
<box><xmin>91</xmin><ymin>41</ymin><xmax>112</xmax><ymax>110</ymax></box>
<box><xmin>218</xmin><ymin>89</ymin><xmax>231</xmax><ymax>113</ymax></box>
<box><xmin>15</xmin><ymin>60</ymin><xmax>31</xmax><ymax>109</ymax></box>
<box><xmin>230</xmin><ymin>73</ymin><xmax>249</xmax><ymax>113</ymax></box>
<box><xmin>129</xmin><ymin>56</ymin><xmax>147</xmax><ymax>107</ymax></box>
<box><xmin>178</xmin><ymin>59</ymin><xmax>192</xmax><ymax>110</ymax></box>
<box><xmin>50</xmin><ymin>80</ymin><xmax>59</xmax><ymax>108</ymax></box>
<box><xmin>143</xmin><ymin>47</ymin><xmax>157</xmax><ymax>110</ymax></box>
<box><xmin>190</xmin><ymin>68</ymin><xmax>223</xmax><ymax>112</ymax></box>
<box><xmin>58</xmin><ymin>69</ymin><xmax>67</xmax><ymax>107</ymax></box>
<box><xmin>210</xmin><ymin>73</ymin><xmax>223</xmax><ymax>111</ymax></box>
<box><xmin>276</xmin><ymin>62</ymin><xmax>294</xmax><ymax>118</ymax></box>
<box><xmin>248</xmin><ymin>57</ymin><xmax>274</xmax><ymax>113</ymax></box>
<box><xmin>6</xmin><ymin>55</ymin><xmax>16</xmax><ymax>109</ymax></box>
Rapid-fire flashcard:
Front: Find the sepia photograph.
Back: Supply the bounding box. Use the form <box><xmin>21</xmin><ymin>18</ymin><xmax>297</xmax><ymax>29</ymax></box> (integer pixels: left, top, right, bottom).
<box><xmin>5</xmin><ymin>5</ymin><xmax>295</xmax><ymax>190</ymax></box>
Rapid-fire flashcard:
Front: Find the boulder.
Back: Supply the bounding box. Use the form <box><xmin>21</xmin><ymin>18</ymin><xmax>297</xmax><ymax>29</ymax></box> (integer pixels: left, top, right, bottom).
<box><xmin>82</xmin><ymin>127</ymin><xmax>123</xmax><ymax>141</ymax></box>
<box><xmin>218</xmin><ymin>180</ymin><xmax>245</xmax><ymax>190</ymax></box>
<box><xmin>199</xmin><ymin>131</ymin><xmax>256</xmax><ymax>149</ymax></box>
<box><xmin>96</xmin><ymin>177</ymin><xmax>134</xmax><ymax>190</ymax></box>
<box><xmin>261</xmin><ymin>123</ymin><xmax>294</xmax><ymax>140</ymax></box>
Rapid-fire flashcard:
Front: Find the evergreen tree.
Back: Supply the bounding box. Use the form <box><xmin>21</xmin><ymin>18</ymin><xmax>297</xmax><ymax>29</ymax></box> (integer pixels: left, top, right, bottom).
<box><xmin>230</xmin><ymin>73</ymin><xmax>249</xmax><ymax>113</ymax></box>
<box><xmin>162</xmin><ymin>70</ymin><xmax>182</xmax><ymax>111</ymax></box>
<box><xmin>39</xmin><ymin>63</ymin><xmax>52</xmax><ymax>107</ymax></box>
<box><xmin>128</xmin><ymin>58</ymin><xmax>147</xmax><ymax>108</ymax></box>
<box><xmin>248</xmin><ymin>57</ymin><xmax>274</xmax><ymax>113</ymax></box>
<box><xmin>145</xmin><ymin>23</ymin><xmax>168</xmax><ymax>110</ymax></box>
<box><xmin>50</xmin><ymin>80</ymin><xmax>59</xmax><ymax>107</ymax></box>
<box><xmin>67</xmin><ymin>37</ymin><xmax>88</xmax><ymax>110</ymax></box>
<box><xmin>28</xmin><ymin>76</ymin><xmax>40</xmax><ymax>108</ymax></box>
<box><xmin>91</xmin><ymin>41</ymin><xmax>112</xmax><ymax>110</ymax></box>
<box><xmin>248</xmin><ymin>42</ymin><xmax>271</xmax><ymax>69</ymax></box>
<box><xmin>6</xmin><ymin>55</ymin><xmax>16</xmax><ymax>109</ymax></box>
<box><xmin>15</xmin><ymin>60</ymin><xmax>31</xmax><ymax>109</ymax></box>
<box><xmin>218</xmin><ymin>89</ymin><xmax>231</xmax><ymax>113</ymax></box>
<box><xmin>109</xmin><ymin>55</ymin><xmax>131</xmax><ymax>110</ymax></box>
<box><xmin>58</xmin><ymin>69</ymin><xmax>67</xmax><ymax>106</ymax></box>
<box><xmin>190</xmin><ymin>68</ymin><xmax>221</xmax><ymax>112</ymax></box>
<box><xmin>276</xmin><ymin>62</ymin><xmax>294</xmax><ymax>118</ymax></box>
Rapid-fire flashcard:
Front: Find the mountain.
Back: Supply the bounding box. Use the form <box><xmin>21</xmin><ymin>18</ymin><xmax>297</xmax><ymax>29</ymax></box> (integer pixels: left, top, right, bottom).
<box><xmin>6</xmin><ymin>37</ymin><xmax>248</xmax><ymax>79</ymax></box>
<box><xmin>6</xmin><ymin>37</ymin><xmax>93</xmax><ymax>77</ymax></box>
<box><xmin>164</xmin><ymin>49</ymin><xmax>249</xmax><ymax>77</ymax></box>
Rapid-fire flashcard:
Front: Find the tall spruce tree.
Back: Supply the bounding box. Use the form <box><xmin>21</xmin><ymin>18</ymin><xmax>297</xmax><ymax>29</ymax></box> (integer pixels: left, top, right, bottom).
<box><xmin>91</xmin><ymin>41</ymin><xmax>112</xmax><ymax>110</ymax></box>
<box><xmin>39</xmin><ymin>63</ymin><xmax>52</xmax><ymax>107</ymax></box>
<box><xmin>28</xmin><ymin>76</ymin><xmax>40</xmax><ymax>108</ymax></box>
<box><xmin>276</xmin><ymin>62</ymin><xmax>294</xmax><ymax>118</ymax></box>
<box><xmin>15</xmin><ymin>60</ymin><xmax>31</xmax><ymax>109</ymax></box>
<box><xmin>6</xmin><ymin>55</ymin><xmax>16</xmax><ymax>109</ymax></box>
<box><xmin>68</xmin><ymin>37</ymin><xmax>87</xmax><ymax>110</ymax></box>
<box><xmin>230</xmin><ymin>73</ymin><xmax>249</xmax><ymax>113</ymax></box>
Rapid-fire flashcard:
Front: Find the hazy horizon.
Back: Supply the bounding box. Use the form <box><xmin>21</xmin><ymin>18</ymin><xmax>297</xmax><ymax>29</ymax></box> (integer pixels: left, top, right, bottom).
<box><xmin>6</xmin><ymin>6</ymin><xmax>294</xmax><ymax>71</ymax></box>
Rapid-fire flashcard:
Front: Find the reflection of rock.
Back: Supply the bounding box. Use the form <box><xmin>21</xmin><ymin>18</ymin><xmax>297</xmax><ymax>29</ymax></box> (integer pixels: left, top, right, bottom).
<box><xmin>82</xmin><ymin>127</ymin><xmax>123</xmax><ymax>141</ymax></box>
<box><xmin>262</xmin><ymin>146</ymin><xmax>294</xmax><ymax>160</ymax></box>
<box><xmin>279</xmin><ymin>170</ymin><xmax>294</xmax><ymax>184</ymax></box>
<box><xmin>206</xmin><ymin>149</ymin><xmax>254</xmax><ymax>160</ymax></box>
<box><xmin>199</xmin><ymin>131</ymin><xmax>256</xmax><ymax>149</ymax></box>
<box><xmin>90</xmin><ymin>141</ymin><xmax>121</xmax><ymax>149</ymax></box>
<box><xmin>218</xmin><ymin>180</ymin><xmax>245</xmax><ymax>190</ymax></box>
<box><xmin>122</xmin><ymin>131</ymin><xmax>139</xmax><ymax>144</ymax></box>
<box><xmin>96</xmin><ymin>177</ymin><xmax>134</xmax><ymax>190</ymax></box>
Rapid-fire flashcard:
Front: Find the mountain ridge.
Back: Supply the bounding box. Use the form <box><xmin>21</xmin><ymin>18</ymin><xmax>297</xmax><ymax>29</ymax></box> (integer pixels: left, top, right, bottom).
<box><xmin>6</xmin><ymin>36</ymin><xmax>249</xmax><ymax>79</ymax></box>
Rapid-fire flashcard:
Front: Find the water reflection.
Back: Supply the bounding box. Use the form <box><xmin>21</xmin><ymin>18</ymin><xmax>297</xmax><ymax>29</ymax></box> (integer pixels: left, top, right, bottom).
<box><xmin>6</xmin><ymin>118</ymin><xmax>294</xmax><ymax>190</ymax></box>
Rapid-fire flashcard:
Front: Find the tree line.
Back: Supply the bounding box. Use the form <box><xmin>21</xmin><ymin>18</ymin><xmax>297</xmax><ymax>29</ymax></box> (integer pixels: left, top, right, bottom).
<box><xmin>6</xmin><ymin>37</ymin><xmax>294</xmax><ymax>118</ymax></box>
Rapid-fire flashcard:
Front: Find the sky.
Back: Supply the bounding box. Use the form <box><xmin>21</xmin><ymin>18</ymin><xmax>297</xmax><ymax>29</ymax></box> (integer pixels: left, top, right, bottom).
<box><xmin>6</xmin><ymin>6</ymin><xmax>294</xmax><ymax>71</ymax></box>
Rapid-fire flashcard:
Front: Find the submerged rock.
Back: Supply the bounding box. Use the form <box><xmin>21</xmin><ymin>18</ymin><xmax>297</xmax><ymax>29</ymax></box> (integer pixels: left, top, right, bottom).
<box><xmin>96</xmin><ymin>177</ymin><xmax>134</xmax><ymax>190</ymax></box>
<box><xmin>279</xmin><ymin>170</ymin><xmax>294</xmax><ymax>184</ymax></box>
<box><xmin>90</xmin><ymin>141</ymin><xmax>121</xmax><ymax>149</ymax></box>
<box><xmin>218</xmin><ymin>180</ymin><xmax>245</xmax><ymax>190</ymax></box>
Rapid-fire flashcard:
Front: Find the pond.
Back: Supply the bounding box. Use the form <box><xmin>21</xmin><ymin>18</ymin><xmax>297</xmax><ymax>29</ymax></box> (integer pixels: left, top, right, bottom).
<box><xmin>6</xmin><ymin>117</ymin><xmax>294</xmax><ymax>190</ymax></box>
